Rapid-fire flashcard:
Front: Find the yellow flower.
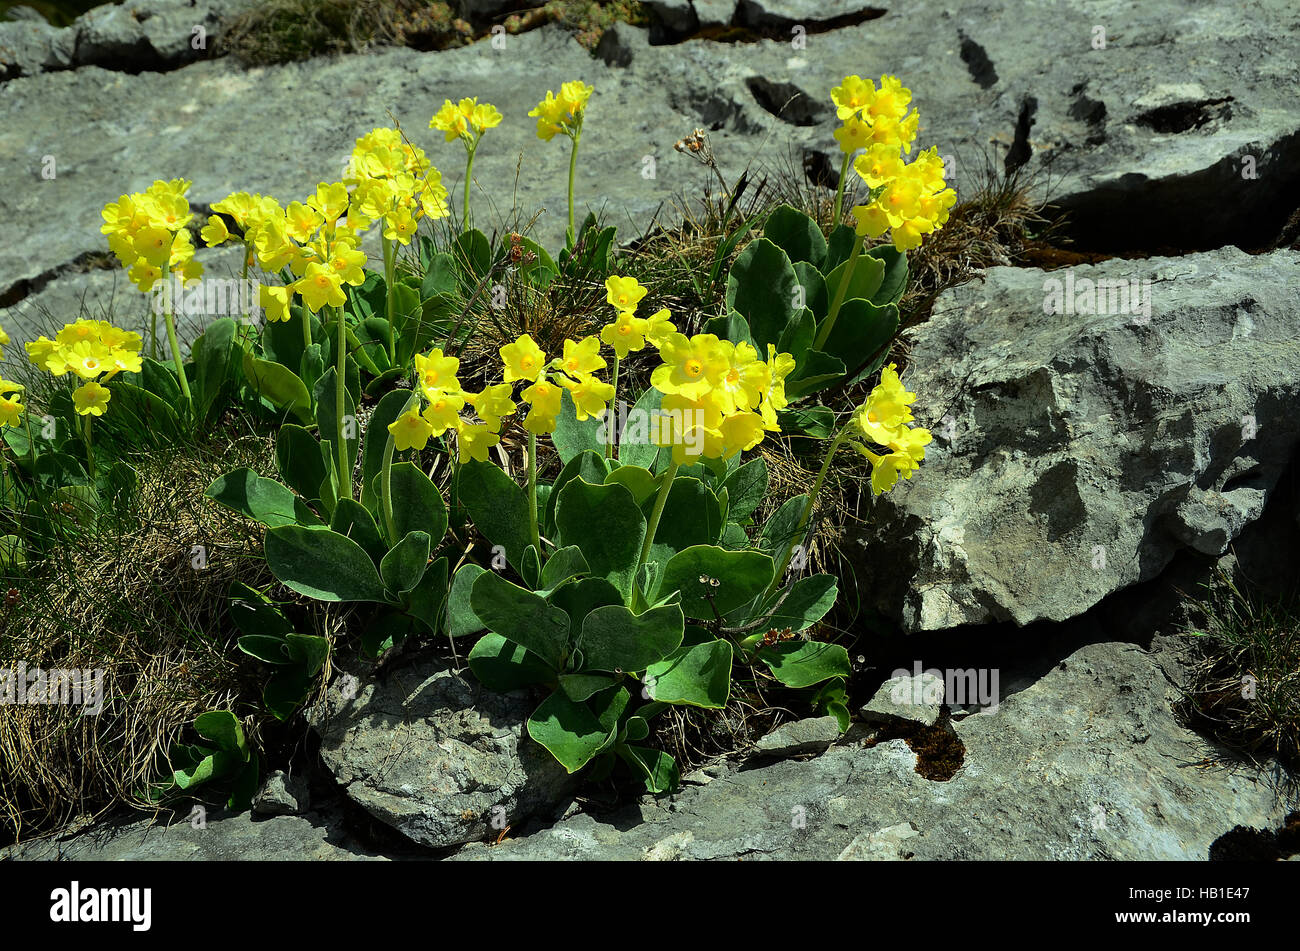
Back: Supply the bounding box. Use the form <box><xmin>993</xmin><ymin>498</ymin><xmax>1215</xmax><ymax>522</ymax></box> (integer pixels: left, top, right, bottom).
<box><xmin>600</xmin><ymin>311</ymin><xmax>647</xmax><ymax>359</ymax></box>
<box><xmin>713</xmin><ymin>340</ymin><xmax>769</xmax><ymax>414</ymax></box>
<box><xmin>605</xmin><ymin>275</ymin><xmax>647</xmax><ymax>313</ymax></box>
<box><xmin>0</xmin><ymin>322</ymin><xmax>8</xmax><ymax>357</ymax></box>
<box><xmin>521</xmin><ymin>379</ymin><xmax>562</xmax><ymax>434</ymax></box>
<box><xmin>560</xmin><ymin>373</ymin><xmax>614</xmax><ymax>422</ymax></box>
<box><xmin>862</xmin><ymin>426</ymin><xmax>932</xmax><ymax>495</ymax></box>
<box><xmin>643</xmin><ymin>308</ymin><xmax>676</xmax><ymax>348</ymax></box>
<box><xmin>389</xmin><ymin>410</ymin><xmax>434</xmax><ymax>452</ymax></box>
<box><xmin>131</xmin><ymin>225</ymin><xmax>173</xmax><ymax>267</ymax></box>
<box><xmin>72</xmin><ymin>381</ymin><xmax>111</xmax><ymax>417</ymax></box>
<box><xmin>0</xmin><ymin>393</ymin><xmax>23</xmax><ymax>427</ymax></box>
<box><xmin>651</xmin><ymin>332</ymin><xmax>729</xmax><ymax>400</ymax></box>
<box><xmin>200</xmin><ymin>214</ymin><xmax>231</xmax><ymax>247</ymax></box>
<box><xmin>655</xmin><ymin>393</ymin><xmax>723</xmax><ymax>465</ymax></box>
<box><xmin>831</xmin><ymin>74</ymin><xmax>875</xmax><ymax>120</ymax></box>
<box><xmin>529</xmin><ymin>81</ymin><xmax>592</xmax><ymax>141</ymax></box>
<box><xmin>414</xmin><ymin>348</ymin><xmax>461</xmax><ymax>395</ymax></box>
<box><xmin>833</xmin><ymin>115</ymin><xmax>874</xmax><ymax>155</ymax></box>
<box><xmin>64</xmin><ymin>340</ymin><xmax>111</xmax><ymax>380</ymax></box>
<box><xmin>718</xmin><ymin>410</ymin><xmax>767</xmax><ymax>458</ymax></box>
<box><xmin>308</xmin><ymin>181</ymin><xmax>350</xmax><ymax>224</ymax></box>
<box><xmin>854</xmin><ymin>144</ymin><xmax>907</xmax><ymax>187</ymax></box>
<box><xmin>456</xmin><ymin>421</ymin><xmax>500</xmax><ymax>463</ymax></box>
<box><xmin>422</xmin><ymin>390</ymin><xmax>465</xmax><ymax>436</ymax></box>
<box><xmin>559</xmin><ymin>336</ymin><xmax>606</xmax><ymax>377</ymax></box>
<box><xmin>849</xmin><ymin>202</ymin><xmax>892</xmax><ymax>239</ymax></box>
<box><xmin>213</xmin><ymin>191</ymin><xmax>257</xmax><ymax>229</ymax></box>
<box><xmin>850</xmin><ymin>363</ymin><xmax>916</xmax><ymax>445</ymax></box>
<box><xmin>500</xmin><ymin>334</ymin><xmax>547</xmax><ymax>383</ymax></box>
<box><xmin>466</xmin><ymin>383</ymin><xmax>516</xmax><ymax>432</ymax></box>
<box><xmin>260</xmin><ymin>284</ymin><xmax>293</xmax><ymax>323</ymax></box>
<box><xmin>253</xmin><ymin>216</ymin><xmax>296</xmax><ymax>271</ymax></box>
<box><xmin>295</xmin><ymin>262</ymin><xmax>346</xmax><ymax>313</ymax></box>
<box><xmin>284</xmin><ymin>201</ymin><xmax>323</xmax><ymax>243</ymax></box>
<box><xmin>868</xmin><ymin>74</ymin><xmax>912</xmax><ymax>122</ymax></box>
<box><xmin>326</xmin><ymin>241</ymin><xmax>367</xmax><ymax>286</ymax></box>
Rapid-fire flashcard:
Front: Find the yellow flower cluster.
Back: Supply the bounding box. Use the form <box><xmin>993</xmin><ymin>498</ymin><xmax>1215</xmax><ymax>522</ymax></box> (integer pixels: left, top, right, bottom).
<box><xmin>850</xmin><ymin>146</ymin><xmax>955</xmax><ymax>252</ymax></box>
<box><xmin>845</xmin><ymin>363</ymin><xmax>932</xmax><ymax>495</ymax></box>
<box><xmin>386</xmin><ymin>348</ymin><xmax>520</xmax><ymax>464</ymax></box>
<box><xmin>429</xmin><ymin>97</ymin><xmax>503</xmax><ymax>145</ymax></box>
<box><xmin>346</xmin><ymin>126</ymin><xmax>450</xmax><ymax>245</ymax></box>
<box><xmin>831</xmin><ymin>74</ymin><xmax>956</xmax><ymax>252</ymax></box>
<box><xmin>650</xmin><ymin>331</ymin><xmax>795</xmax><ymax>465</ymax></box>
<box><xmin>502</xmin><ymin>334</ymin><xmax>614</xmax><ymax>435</ymax></box>
<box><xmin>528</xmin><ymin>80</ymin><xmax>594</xmax><ymax>141</ymax></box>
<box><xmin>0</xmin><ymin>323</ymin><xmax>21</xmax><ymax>428</ymax></box>
<box><xmin>599</xmin><ymin>276</ymin><xmax>674</xmax><ymax>358</ymax></box>
<box><xmin>25</xmin><ymin>319</ymin><xmax>144</xmax><ymax>417</ymax></box>
<box><xmin>100</xmin><ymin>179</ymin><xmax>203</xmax><ymax>292</ymax></box>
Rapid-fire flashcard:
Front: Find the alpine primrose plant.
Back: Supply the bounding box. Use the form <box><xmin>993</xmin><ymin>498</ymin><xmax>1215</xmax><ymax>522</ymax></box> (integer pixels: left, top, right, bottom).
<box><xmin>3</xmin><ymin>70</ymin><xmax>949</xmax><ymax>803</ymax></box>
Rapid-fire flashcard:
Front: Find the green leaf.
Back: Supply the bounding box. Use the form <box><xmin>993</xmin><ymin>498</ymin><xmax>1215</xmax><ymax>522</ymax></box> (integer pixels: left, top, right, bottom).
<box><xmin>603</xmin><ymin>465</ymin><xmax>658</xmax><ymax>506</ymax></box>
<box><xmin>330</xmin><ymin>497</ymin><xmax>387</xmax><ymax>565</ymax></box>
<box><xmin>470</xmin><ymin>570</ymin><xmax>571</xmax><ymax>670</ymax></box>
<box><xmin>867</xmin><ymin>243</ymin><xmax>908</xmax><ymax>305</ymax></box>
<box><xmin>539</xmin><ymin>546</ymin><xmax>590</xmax><ymax>591</ymax></box>
<box><xmin>764</xmin><ymin>205</ymin><xmax>828</xmax><ymax>268</ymax></box>
<box><xmin>579</xmin><ymin>603</ymin><xmax>684</xmax><ymax>673</ymax></box>
<box><xmin>421</xmin><ymin>251</ymin><xmax>459</xmax><ymax>300</ymax></box>
<box><xmin>559</xmin><ymin>673</ymin><xmax>617</xmax><ymax>702</ymax></box>
<box><xmin>820</xmin><ymin>299</ymin><xmax>899</xmax><ymax>384</ymax></box>
<box><xmin>645</xmin><ymin>638</ymin><xmax>732</xmax><ymax>708</ymax></box>
<box><xmin>228</xmin><ymin>582</ymin><xmax>294</xmax><ymax>637</ymax></box>
<box><xmin>276</xmin><ymin>424</ymin><xmax>327</xmax><ymax>502</ymax></box>
<box><xmin>703</xmin><ymin>309</ymin><xmax>756</xmax><ymax>349</ymax></box>
<box><xmin>617</xmin><ymin>386</ymin><xmax>662</xmax><ymax>470</ymax></box>
<box><xmin>544</xmin><ymin>449</ymin><xmax>609</xmax><ymax>536</ymax></box>
<box><xmin>758</xmin><ymin>640</ymin><xmax>852</xmax><ymax>688</ymax></box>
<box><xmin>403</xmin><ymin>555</ymin><xmax>448</xmax><ymax>633</ymax></box>
<box><xmin>458</xmin><ymin>460</ymin><xmax>531</xmax><ymax>572</ymax></box>
<box><xmin>241</xmin><ymin>351</ymin><xmax>312</xmax><ymax>424</ymax></box>
<box><xmin>657</xmin><ymin>545</ymin><xmax>775</xmax><ymax>618</ymax></box>
<box><xmin>205</xmin><ymin>468</ymin><xmax>300</xmax><ymax>529</ymax></box>
<box><xmin>468</xmin><ymin>632</ymin><xmax>555</xmax><ymax>691</ymax></box>
<box><xmin>618</xmin><ymin>745</ymin><xmax>679</xmax><ymax>793</ymax></box>
<box><xmin>194</xmin><ymin>711</ymin><xmax>245</xmax><ymax>755</ymax></box>
<box><xmin>264</xmin><ymin>668</ymin><xmax>313</xmax><ymax>721</ymax></box>
<box><xmin>555</xmin><ymin>478</ymin><xmax>646</xmax><ymax>599</ymax></box>
<box><xmin>642</xmin><ymin>476</ymin><xmax>722</xmax><ymax>566</ymax></box>
<box><xmin>765</xmin><ymin>574</ymin><xmax>838</xmax><ymax>631</ymax></box>
<box><xmin>445</xmin><ymin>563</ymin><xmax>487</xmax><ymax>638</ymax></box>
<box><xmin>360</xmin><ymin>389</ymin><xmax>416</xmax><ymax>510</ymax></box>
<box><xmin>549</xmin><ymin>577</ymin><xmax>623</xmax><ymax>633</ymax></box>
<box><xmin>284</xmin><ymin>633</ymin><xmax>329</xmax><ymax>675</ymax></box>
<box><xmin>527</xmin><ymin>691</ymin><xmax>613</xmax><ymax>774</ymax></box>
<box><xmin>552</xmin><ymin>388</ymin><xmax>606</xmax><ymax>465</ymax></box>
<box><xmin>517</xmin><ymin>236</ymin><xmax>558</xmax><ymax>287</ymax></box>
<box><xmin>760</xmin><ymin>495</ymin><xmax>807</xmax><ymax>555</ymax></box>
<box><xmin>721</xmin><ymin>457</ymin><xmax>768</xmax><ymax>521</ymax></box>
<box><xmin>775</xmin><ymin>306</ymin><xmax>816</xmax><ymax>374</ymax></box>
<box><xmin>824</xmin><ymin>224</ymin><xmax>857</xmax><ymax>272</ymax></box>
<box><xmin>725</xmin><ymin>237</ymin><xmax>800</xmax><ymax>351</ymax></box>
<box><xmin>823</xmin><ymin>253</ymin><xmax>885</xmax><ymax>308</ymax></box>
<box><xmin>237</xmin><ymin>634</ymin><xmax>291</xmax><ymax>665</ymax></box>
<box><xmin>380</xmin><ymin>531</ymin><xmax>431</xmax><ymax>594</ymax></box>
<box><xmin>453</xmin><ymin>229</ymin><xmax>492</xmax><ymax>281</ymax></box>
<box><xmin>777</xmin><ymin>406</ymin><xmax>838</xmax><ymax>438</ymax></box>
<box><xmin>388</xmin><ymin>462</ymin><xmax>448</xmax><ymax>547</ymax></box>
<box><xmin>792</xmin><ymin>261</ymin><xmax>829</xmax><ymax>321</ymax></box>
<box><xmin>192</xmin><ymin>318</ymin><xmax>238</xmax><ymax>424</ymax></box>
<box><xmin>314</xmin><ymin>367</ymin><xmax>359</xmax><ymax>479</ymax></box>
<box><xmin>265</xmin><ymin>525</ymin><xmax>389</xmax><ymax>603</ymax></box>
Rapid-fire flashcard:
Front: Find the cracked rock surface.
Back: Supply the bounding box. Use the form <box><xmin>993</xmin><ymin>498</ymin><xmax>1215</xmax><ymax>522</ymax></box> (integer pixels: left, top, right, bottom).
<box><xmin>849</xmin><ymin>246</ymin><xmax>1300</xmax><ymax>633</ymax></box>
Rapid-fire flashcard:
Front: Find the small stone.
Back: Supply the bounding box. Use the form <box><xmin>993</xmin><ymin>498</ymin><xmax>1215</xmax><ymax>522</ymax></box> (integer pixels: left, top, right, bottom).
<box><xmin>860</xmin><ymin>672</ymin><xmax>945</xmax><ymax>727</ymax></box>
<box><xmin>836</xmin><ymin>823</ymin><xmax>920</xmax><ymax>861</ymax></box>
<box><xmin>252</xmin><ymin>770</ymin><xmax>309</xmax><ymax>817</ymax></box>
<box><xmin>754</xmin><ymin>716</ymin><xmax>841</xmax><ymax>757</ymax></box>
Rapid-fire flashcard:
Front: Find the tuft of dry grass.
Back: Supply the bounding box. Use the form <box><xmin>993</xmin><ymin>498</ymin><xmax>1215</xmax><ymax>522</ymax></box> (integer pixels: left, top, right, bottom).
<box><xmin>0</xmin><ymin>420</ymin><xmax>278</xmax><ymax>844</ymax></box>
<box><xmin>1177</xmin><ymin>571</ymin><xmax>1300</xmax><ymax>772</ymax></box>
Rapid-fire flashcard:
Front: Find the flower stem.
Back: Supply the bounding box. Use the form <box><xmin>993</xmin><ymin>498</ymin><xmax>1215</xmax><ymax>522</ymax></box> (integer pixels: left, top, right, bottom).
<box><xmin>161</xmin><ymin>277</ymin><xmax>194</xmax><ymax>421</ymax></box>
<box><xmin>381</xmin><ymin>391</ymin><xmax>421</xmax><ymax>545</ymax></box>
<box><xmin>82</xmin><ymin>413</ymin><xmax>96</xmax><ymax>479</ymax></box>
<box><xmin>382</xmin><ymin>235</ymin><xmax>396</xmax><ymax>364</ymax></box>
<box><xmin>831</xmin><ymin>151</ymin><xmax>852</xmax><ymax>229</ymax></box>
<box><xmin>462</xmin><ymin>144</ymin><xmax>476</xmax><ymax>233</ymax></box>
<box><xmin>813</xmin><ymin>230</ymin><xmax>865</xmax><ymax>351</ymax></box>
<box><xmin>527</xmin><ymin>431</ymin><xmax>541</xmax><ymax>557</ymax></box>
<box><xmin>606</xmin><ymin>356</ymin><xmax>620</xmax><ymax>460</ymax></box>
<box><xmin>767</xmin><ymin>428</ymin><xmax>849</xmax><ymax>597</ymax></box>
<box><xmin>632</xmin><ymin>459</ymin><xmax>680</xmax><ymax>604</ymax></box>
<box><xmin>566</xmin><ymin>129</ymin><xmax>581</xmax><ymax>249</ymax></box>
<box><xmin>334</xmin><ymin>304</ymin><xmax>351</xmax><ymax>501</ymax></box>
